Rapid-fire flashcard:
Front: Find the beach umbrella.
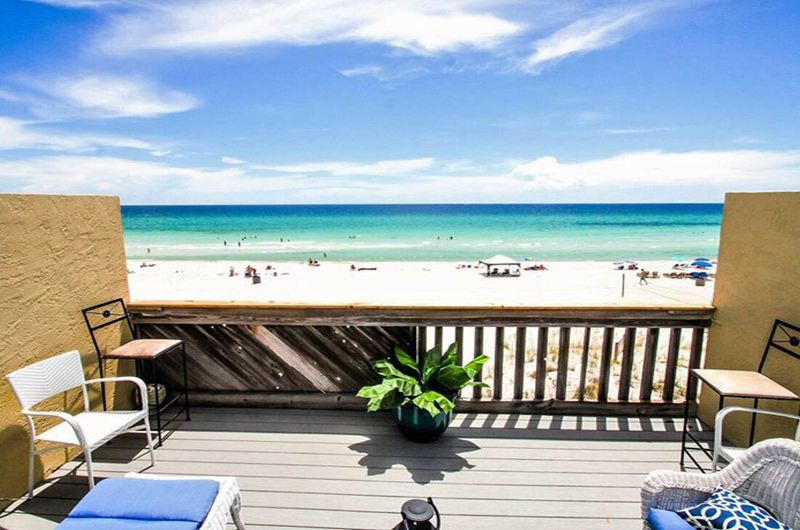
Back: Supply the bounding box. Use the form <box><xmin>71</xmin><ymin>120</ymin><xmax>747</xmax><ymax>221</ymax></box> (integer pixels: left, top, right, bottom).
<box><xmin>694</xmin><ymin>258</ymin><xmax>711</xmax><ymax>262</ymax></box>
<box><xmin>692</xmin><ymin>261</ymin><xmax>713</xmax><ymax>267</ymax></box>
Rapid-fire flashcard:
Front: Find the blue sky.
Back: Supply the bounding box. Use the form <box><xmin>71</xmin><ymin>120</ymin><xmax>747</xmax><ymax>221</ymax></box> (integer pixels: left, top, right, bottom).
<box><xmin>0</xmin><ymin>0</ymin><xmax>798</xmax><ymax>204</ymax></box>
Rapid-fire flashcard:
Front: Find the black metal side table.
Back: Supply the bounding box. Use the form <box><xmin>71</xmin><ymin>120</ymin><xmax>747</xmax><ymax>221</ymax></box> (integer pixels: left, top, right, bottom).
<box><xmin>83</xmin><ymin>298</ymin><xmax>190</xmax><ymax>446</ymax></box>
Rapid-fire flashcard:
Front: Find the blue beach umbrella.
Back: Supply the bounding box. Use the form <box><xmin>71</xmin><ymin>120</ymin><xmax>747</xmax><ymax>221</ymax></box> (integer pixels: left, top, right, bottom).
<box><xmin>691</xmin><ymin>261</ymin><xmax>713</xmax><ymax>267</ymax></box>
<box><xmin>694</xmin><ymin>258</ymin><xmax>711</xmax><ymax>261</ymax></box>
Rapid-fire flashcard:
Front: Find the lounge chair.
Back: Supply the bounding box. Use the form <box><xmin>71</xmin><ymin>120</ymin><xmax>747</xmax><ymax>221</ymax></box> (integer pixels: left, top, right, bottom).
<box><xmin>56</xmin><ymin>472</ymin><xmax>245</xmax><ymax>529</ymax></box>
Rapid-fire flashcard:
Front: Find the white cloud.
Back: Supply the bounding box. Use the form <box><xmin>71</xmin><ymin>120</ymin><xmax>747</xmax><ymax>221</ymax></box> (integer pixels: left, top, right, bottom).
<box><xmin>524</xmin><ymin>6</ymin><xmax>649</xmax><ymax>73</ymax></box>
<box><xmin>221</xmin><ymin>156</ymin><xmax>245</xmax><ymax>164</ymax></box>
<box><xmin>512</xmin><ymin>150</ymin><xmax>800</xmax><ymax>190</ymax></box>
<box><xmin>95</xmin><ymin>0</ymin><xmax>522</xmax><ymax>56</ymax></box>
<box><xmin>0</xmin><ymin>116</ymin><xmax>155</xmax><ymax>152</ymax></box>
<box><xmin>20</xmin><ymin>74</ymin><xmax>198</xmax><ymax>119</ymax></box>
<box><xmin>262</xmin><ymin>157</ymin><xmax>436</xmax><ymax>177</ymax></box>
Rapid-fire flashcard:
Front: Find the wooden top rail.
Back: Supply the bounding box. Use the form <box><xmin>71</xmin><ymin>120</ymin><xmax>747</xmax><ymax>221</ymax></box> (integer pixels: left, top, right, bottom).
<box><xmin>129</xmin><ymin>301</ymin><xmax>714</xmax><ymax>327</ymax></box>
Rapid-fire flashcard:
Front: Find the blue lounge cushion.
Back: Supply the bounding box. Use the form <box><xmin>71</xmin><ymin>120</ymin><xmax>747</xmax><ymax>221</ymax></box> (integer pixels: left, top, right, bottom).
<box><xmin>57</xmin><ymin>518</ymin><xmax>200</xmax><ymax>530</ymax></box>
<box><xmin>58</xmin><ymin>477</ymin><xmax>219</xmax><ymax>529</ymax></box>
<box><xmin>677</xmin><ymin>487</ymin><xmax>790</xmax><ymax>530</ymax></box>
<box><xmin>647</xmin><ymin>508</ymin><xmax>695</xmax><ymax>529</ymax></box>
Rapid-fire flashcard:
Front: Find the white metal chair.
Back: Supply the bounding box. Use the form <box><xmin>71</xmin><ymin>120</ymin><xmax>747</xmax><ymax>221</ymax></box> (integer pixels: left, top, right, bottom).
<box><xmin>5</xmin><ymin>350</ymin><xmax>156</xmax><ymax>497</ymax></box>
<box><xmin>712</xmin><ymin>406</ymin><xmax>800</xmax><ymax>471</ymax></box>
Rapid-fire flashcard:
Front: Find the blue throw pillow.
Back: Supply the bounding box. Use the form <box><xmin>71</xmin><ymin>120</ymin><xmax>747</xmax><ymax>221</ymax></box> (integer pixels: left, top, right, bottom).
<box><xmin>647</xmin><ymin>508</ymin><xmax>695</xmax><ymax>529</ymax></box>
<box><xmin>677</xmin><ymin>487</ymin><xmax>790</xmax><ymax>530</ymax></box>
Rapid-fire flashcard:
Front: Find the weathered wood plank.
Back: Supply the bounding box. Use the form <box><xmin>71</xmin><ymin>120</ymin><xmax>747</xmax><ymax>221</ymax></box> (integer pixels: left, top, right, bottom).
<box><xmin>639</xmin><ymin>328</ymin><xmax>660</xmax><ymax>402</ymax></box>
<box><xmin>454</xmin><ymin>326</ymin><xmax>464</xmax><ymax>365</ymax></box>
<box><xmin>688</xmin><ymin>328</ymin><xmax>705</xmax><ymax>401</ymax></box>
<box><xmin>578</xmin><ymin>327</ymin><xmax>591</xmax><ymax>401</ymax></box>
<box><xmin>617</xmin><ymin>328</ymin><xmax>637</xmax><ymax>402</ymax></box>
<box><xmin>131</xmin><ymin>304</ymin><xmax>715</xmax><ymax>328</ymax></box>
<box><xmin>435</xmin><ymin>326</ymin><xmax>444</xmax><ymax>349</ymax></box>
<box><xmin>556</xmin><ymin>327</ymin><xmax>570</xmax><ymax>400</ymax></box>
<box><xmin>662</xmin><ymin>328</ymin><xmax>683</xmax><ymax>402</ymax></box>
<box><xmin>493</xmin><ymin>327</ymin><xmax>505</xmax><ymax>400</ymax></box>
<box><xmin>597</xmin><ymin>328</ymin><xmax>614</xmax><ymax>402</ymax></box>
<box><xmin>473</xmin><ymin>327</ymin><xmax>484</xmax><ymax>400</ymax></box>
<box><xmin>535</xmin><ymin>327</ymin><xmax>548</xmax><ymax>400</ymax></box>
<box><xmin>514</xmin><ymin>327</ymin><xmax>526</xmax><ymax>400</ymax></box>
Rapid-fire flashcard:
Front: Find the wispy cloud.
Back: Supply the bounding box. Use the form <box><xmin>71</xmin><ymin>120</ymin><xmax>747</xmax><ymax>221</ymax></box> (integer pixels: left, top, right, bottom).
<box><xmin>524</xmin><ymin>6</ymin><xmax>651</xmax><ymax>73</ymax></box>
<box><xmin>603</xmin><ymin>127</ymin><xmax>664</xmax><ymax>135</ymax></box>
<box><xmin>14</xmin><ymin>74</ymin><xmax>199</xmax><ymax>119</ymax></box>
<box><xmin>261</xmin><ymin>157</ymin><xmax>436</xmax><ymax>177</ymax></box>
<box><xmin>512</xmin><ymin>149</ymin><xmax>800</xmax><ymax>190</ymax></box>
<box><xmin>221</xmin><ymin>156</ymin><xmax>245</xmax><ymax>165</ymax></box>
<box><xmin>0</xmin><ymin>116</ymin><xmax>156</xmax><ymax>152</ymax></box>
<box><xmin>4</xmin><ymin>149</ymin><xmax>799</xmax><ymax>203</ymax></box>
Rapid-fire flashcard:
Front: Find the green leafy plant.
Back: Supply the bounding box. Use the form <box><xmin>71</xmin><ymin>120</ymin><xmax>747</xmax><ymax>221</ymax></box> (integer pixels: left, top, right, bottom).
<box><xmin>357</xmin><ymin>342</ymin><xmax>489</xmax><ymax>417</ymax></box>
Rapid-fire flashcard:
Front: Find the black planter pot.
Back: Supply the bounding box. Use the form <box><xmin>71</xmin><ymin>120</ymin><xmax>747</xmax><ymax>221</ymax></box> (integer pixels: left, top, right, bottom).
<box><xmin>392</xmin><ymin>403</ymin><xmax>453</xmax><ymax>443</ymax></box>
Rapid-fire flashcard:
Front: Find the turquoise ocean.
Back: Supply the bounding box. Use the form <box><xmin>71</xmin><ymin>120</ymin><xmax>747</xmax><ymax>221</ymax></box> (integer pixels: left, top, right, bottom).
<box><xmin>122</xmin><ymin>204</ymin><xmax>723</xmax><ymax>262</ymax></box>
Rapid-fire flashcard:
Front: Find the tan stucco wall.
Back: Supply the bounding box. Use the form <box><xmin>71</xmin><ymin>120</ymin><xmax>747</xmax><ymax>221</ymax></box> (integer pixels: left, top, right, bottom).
<box><xmin>701</xmin><ymin>192</ymin><xmax>800</xmax><ymax>446</ymax></box>
<box><xmin>0</xmin><ymin>194</ymin><xmax>130</xmax><ymax>504</ymax></box>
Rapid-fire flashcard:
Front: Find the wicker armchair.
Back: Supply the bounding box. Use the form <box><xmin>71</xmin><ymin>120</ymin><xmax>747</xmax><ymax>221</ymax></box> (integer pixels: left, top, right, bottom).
<box><xmin>641</xmin><ymin>438</ymin><xmax>800</xmax><ymax>529</ymax></box>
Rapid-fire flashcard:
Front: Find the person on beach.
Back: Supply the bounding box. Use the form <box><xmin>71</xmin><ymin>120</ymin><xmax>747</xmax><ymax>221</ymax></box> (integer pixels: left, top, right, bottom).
<box><xmin>229</xmin><ymin>266</ymin><xmax>235</xmax><ymax>277</ymax></box>
<box><xmin>238</xmin><ymin>241</ymin><xmax>241</xmax><ymax>247</ymax></box>
<box><xmin>639</xmin><ymin>271</ymin><xmax>649</xmax><ymax>285</ymax></box>
<box><xmin>224</xmin><ymin>241</ymin><xmax>227</xmax><ymax>246</ymax></box>
<box><xmin>350</xmin><ymin>264</ymin><xmax>356</xmax><ymax>271</ymax></box>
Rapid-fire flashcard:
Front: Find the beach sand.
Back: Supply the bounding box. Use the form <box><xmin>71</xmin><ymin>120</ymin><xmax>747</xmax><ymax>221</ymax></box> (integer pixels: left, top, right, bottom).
<box><xmin>127</xmin><ymin>260</ymin><xmax>714</xmax><ymax>307</ymax></box>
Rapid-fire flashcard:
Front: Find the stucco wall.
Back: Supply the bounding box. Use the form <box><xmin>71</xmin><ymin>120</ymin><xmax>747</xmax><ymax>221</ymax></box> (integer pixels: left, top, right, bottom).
<box><xmin>701</xmin><ymin>192</ymin><xmax>800</xmax><ymax>445</ymax></box>
<box><xmin>0</xmin><ymin>194</ymin><xmax>130</xmax><ymax>504</ymax></box>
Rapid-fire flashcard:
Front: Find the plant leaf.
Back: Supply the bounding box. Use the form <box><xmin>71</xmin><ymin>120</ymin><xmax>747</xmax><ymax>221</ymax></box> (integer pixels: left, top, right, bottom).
<box><xmin>435</xmin><ymin>365</ymin><xmax>471</xmax><ymax>390</ymax></box>
<box><xmin>356</xmin><ymin>383</ymin><xmax>394</xmax><ymax>399</ymax></box>
<box><xmin>370</xmin><ymin>359</ymin><xmax>406</xmax><ymax>379</ymax></box>
<box><xmin>441</xmin><ymin>342</ymin><xmax>458</xmax><ymax>367</ymax></box>
<box><xmin>421</xmin><ymin>345</ymin><xmax>442</xmax><ymax>385</ymax></box>
<box><xmin>463</xmin><ymin>354</ymin><xmax>489</xmax><ymax>378</ymax></box>
<box><xmin>462</xmin><ymin>381</ymin><xmax>489</xmax><ymax>388</ymax></box>
<box><xmin>413</xmin><ymin>391</ymin><xmax>455</xmax><ymax>416</ymax></box>
<box><xmin>385</xmin><ymin>377</ymin><xmax>422</xmax><ymax>398</ymax></box>
<box><xmin>393</xmin><ymin>346</ymin><xmax>419</xmax><ymax>374</ymax></box>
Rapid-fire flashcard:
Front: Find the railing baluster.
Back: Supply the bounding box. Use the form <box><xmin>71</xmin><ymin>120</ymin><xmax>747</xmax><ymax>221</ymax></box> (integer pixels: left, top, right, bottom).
<box><xmin>617</xmin><ymin>327</ymin><xmax>636</xmax><ymax>401</ymax></box>
<box><xmin>494</xmin><ymin>327</ymin><xmax>505</xmax><ymax>400</ymax></box>
<box><xmin>597</xmin><ymin>328</ymin><xmax>614</xmax><ymax>402</ymax></box>
<box><xmin>578</xmin><ymin>327</ymin><xmax>591</xmax><ymax>401</ymax></box>
<box><xmin>662</xmin><ymin>328</ymin><xmax>682</xmax><ymax>401</ymax></box>
<box><xmin>535</xmin><ymin>327</ymin><xmax>548</xmax><ymax>400</ymax></box>
<box><xmin>417</xmin><ymin>326</ymin><xmax>427</xmax><ymax>361</ymax></box>
<box><xmin>473</xmin><ymin>327</ymin><xmax>484</xmax><ymax>399</ymax></box>
<box><xmin>454</xmin><ymin>326</ymin><xmax>464</xmax><ymax>365</ymax></box>
<box><xmin>639</xmin><ymin>328</ymin><xmax>660</xmax><ymax>401</ymax></box>
<box><xmin>434</xmin><ymin>326</ymin><xmax>443</xmax><ymax>350</ymax></box>
<box><xmin>514</xmin><ymin>327</ymin><xmax>527</xmax><ymax>400</ymax></box>
<box><xmin>687</xmin><ymin>328</ymin><xmax>705</xmax><ymax>401</ymax></box>
<box><xmin>556</xmin><ymin>327</ymin><xmax>570</xmax><ymax>400</ymax></box>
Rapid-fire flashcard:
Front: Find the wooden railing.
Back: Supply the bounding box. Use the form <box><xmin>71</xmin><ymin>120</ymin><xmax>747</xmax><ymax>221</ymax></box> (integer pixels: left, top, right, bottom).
<box><xmin>128</xmin><ymin>303</ymin><xmax>713</xmax><ymax>416</ymax></box>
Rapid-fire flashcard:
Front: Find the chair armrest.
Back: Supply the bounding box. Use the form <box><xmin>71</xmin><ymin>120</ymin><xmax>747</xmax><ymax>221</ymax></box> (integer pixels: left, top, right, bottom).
<box><xmin>641</xmin><ymin>469</ymin><xmax>718</xmax><ymax>518</ymax></box>
<box><xmin>715</xmin><ymin>407</ymin><xmax>800</xmax><ymax>447</ymax></box>
<box><xmin>85</xmin><ymin>376</ymin><xmax>148</xmax><ymax>411</ymax></box>
<box><xmin>22</xmin><ymin>410</ymin><xmax>89</xmax><ymax>447</ymax></box>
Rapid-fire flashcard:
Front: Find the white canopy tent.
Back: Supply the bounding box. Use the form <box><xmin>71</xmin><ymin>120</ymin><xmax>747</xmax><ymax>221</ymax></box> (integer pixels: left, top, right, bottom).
<box><xmin>478</xmin><ymin>254</ymin><xmax>521</xmax><ymax>277</ymax></box>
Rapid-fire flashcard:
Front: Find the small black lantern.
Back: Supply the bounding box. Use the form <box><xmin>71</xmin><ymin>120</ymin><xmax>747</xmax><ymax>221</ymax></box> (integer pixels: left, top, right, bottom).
<box><xmin>392</xmin><ymin>497</ymin><xmax>440</xmax><ymax>530</ymax></box>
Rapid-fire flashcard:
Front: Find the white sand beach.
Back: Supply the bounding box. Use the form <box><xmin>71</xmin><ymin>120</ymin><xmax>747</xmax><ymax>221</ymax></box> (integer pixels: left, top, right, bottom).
<box><xmin>127</xmin><ymin>259</ymin><xmax>714</xmax><ymax>307</ymax></box>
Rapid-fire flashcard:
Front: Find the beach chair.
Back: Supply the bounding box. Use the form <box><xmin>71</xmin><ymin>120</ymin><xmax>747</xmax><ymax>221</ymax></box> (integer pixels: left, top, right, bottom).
<box><xmin>56</xmin><ymin>473</ymin><xmax>246</xmax><ymax>529</ymax></box>
<box><xmin>6</xmin><ymin>350</ymin><xmax>156</xmax><ymax>497</ymax></box>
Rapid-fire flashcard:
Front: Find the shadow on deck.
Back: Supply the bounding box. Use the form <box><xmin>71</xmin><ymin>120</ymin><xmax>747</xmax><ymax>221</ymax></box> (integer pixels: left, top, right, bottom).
<box><xmin>0</xmin><ymin>408</ymin><xmax>710</xmax><ymax>530</ymax></box>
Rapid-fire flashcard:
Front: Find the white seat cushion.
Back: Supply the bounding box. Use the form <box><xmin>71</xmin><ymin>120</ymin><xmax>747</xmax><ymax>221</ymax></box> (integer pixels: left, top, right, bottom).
<box><xmin>37</xmin><ymin>410</ymin><xmax>145</xmax><ymax>449</ymax></box>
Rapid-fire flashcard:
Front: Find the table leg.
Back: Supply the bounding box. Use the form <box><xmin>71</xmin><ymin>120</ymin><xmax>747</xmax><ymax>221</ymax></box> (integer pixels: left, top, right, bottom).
<box><xmin>680</xmin><ymin>372</ymin><xmax>693</xmax><ymax>470</ymax></box>
<box><xmin>151</xmin><ymin>358</ymin><xmax>162</xmax><ymax>447</ymax></box>
<box><xmin>182</xmin><ymin>342</ymin><xmax>190</xmax><ymax>421</ymax></box>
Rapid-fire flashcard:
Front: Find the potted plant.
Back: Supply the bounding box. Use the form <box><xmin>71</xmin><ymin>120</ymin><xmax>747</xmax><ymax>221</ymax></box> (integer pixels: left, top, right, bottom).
<box><xmin>357</xmin><ymin>342</ymin><xmax>488</xmax><ymax>442</ymax></box>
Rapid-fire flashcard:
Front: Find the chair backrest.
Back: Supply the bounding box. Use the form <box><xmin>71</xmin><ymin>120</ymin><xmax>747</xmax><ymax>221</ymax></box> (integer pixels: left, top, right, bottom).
<box><xmin>758</xmin><ymin>320</ymin><xmax>800</xmax><ymax>373</ymax></box>
<box><xmin>6</xmin><ymin>350</ymin><xmax>87</xmax><ymax>410</ymax></box>
<box><xmin>82</xmin><ymin>298</ymin><xmax>135</xmax><ymax>358</ymax></box>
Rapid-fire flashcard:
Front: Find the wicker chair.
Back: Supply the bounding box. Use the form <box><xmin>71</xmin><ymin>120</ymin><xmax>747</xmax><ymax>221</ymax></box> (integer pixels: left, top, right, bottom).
<box><xmin>641</xmin><ymin>438</ymin><xmax>800</xmax><ymax>529</ymax></box>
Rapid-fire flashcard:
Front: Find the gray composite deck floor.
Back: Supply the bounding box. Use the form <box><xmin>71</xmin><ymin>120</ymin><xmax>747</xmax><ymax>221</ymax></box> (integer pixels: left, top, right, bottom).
<box><xmin>0</xmin><ymin>408</ymin><xmax>709</xmax><ymax>529</ymax></box>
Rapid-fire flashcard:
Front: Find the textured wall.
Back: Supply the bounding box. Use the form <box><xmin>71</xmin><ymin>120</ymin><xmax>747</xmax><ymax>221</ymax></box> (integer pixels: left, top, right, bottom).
<box><xmin>0</xmin><ymin>194</ymin><xmax>130</xmax><ymax>503</ymax></box>
<box><xmin>701</xmin><ymin>192</ymin><xmax>800</xmax><ymax>445</ymax></box>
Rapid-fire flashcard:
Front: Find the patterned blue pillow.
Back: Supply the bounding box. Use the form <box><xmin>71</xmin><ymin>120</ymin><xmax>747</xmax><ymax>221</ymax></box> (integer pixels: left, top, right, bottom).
<box><xmin>677</xmin><ymin>487</ymin><xmax>790</xmax><ymax>530</ymax></box>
